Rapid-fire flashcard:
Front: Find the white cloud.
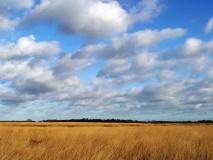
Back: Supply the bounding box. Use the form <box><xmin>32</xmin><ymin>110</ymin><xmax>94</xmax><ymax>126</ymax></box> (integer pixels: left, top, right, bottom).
<box><xmin>0</xmin><ymin>60</ymin><xmax>53</xmax><ymax>82</ymax></box>
<box><xmin>97</xmin><ymin>52</ymin><xmax>157</xmax><ymax>83</ymax></box>
<box><xmin>157</xmin><ymin>69</ymin><xmax>177</xmax><ymax>81</ymax></box>
<box><xmin>0</xmin><ymin>60</ymin><xmax>56</xmax><ymax>97</ymax></box>
<box><xmin>135</xmin><ymin>53</ymin><xmax>157</xmax><ymax>69</ymax></box>
<box><xmin>25</xmin><ymin>0</ymin><xmax>130</xmax><ymax>37</ymax></box>
<box><xmin>53</xmin><ymin>54</ymin><xmax>95</xmax><ymax>78</ymax></box>
<box><xmin>23</xmin><ymin>0</ymin><xmax>165</xmax><ymax>38</ymax></box>
<box><xmin>177</xmin><ymin>38</ymin><xmax>213</xmax><ymax>57</ymax></box>
<box><xmin>0</xmin><ymin>0</ymin><xmax>34</xmax><ymax>31</ymax></box>
<box><xmin>0</xmin><ymin>58</ymin><xmax>84</xmax><ymax>98</ymax></box>
<box><xmin>181</xmin><ymin>38</ymin><xmax>203</xmax><ymax>55</ymax></box>
<box><xmin>0</xmin><ymin>15</ymin><xmax>18</xmax><ymax>31</ymax></box>
<box><xmin>0</xmin><ymin>0</ymin><xmax>34</xmax><ymax>11</ymax></box>
<box><xmin>126</xmin><ymin>28</ymin><xmax>187</xmax><ymax>48</ymax></box>
<box><xmin>162</xmin><ymin>37</ymin><xmax>213</xmax><ymax>78</ymax></box>
<box><xmin>0</xmin><ymin>35</ymin><xmax>60</xmax><ymax>59</ymax></box>
<box><xmin>14</xmin><ymin>0</ymin><xmax>34</xmax><ymax>10</ymax></box>
<box><xmin>1</xmin><ymin>42</ymin><xmax>213</xmax><ymax>120</ymax></box>
<box><xmin>73</xmin><ymin>28</ymin><xmax>187</xmax><ymax>58</ymax></box>
<box><xmin>131</xmin><ymin>0</ymin><xmax>164</xmax><ymax>22</ymax></box>
<box><xmin>0</xmin><ymin>84</ymin><xmax>34</xmax><ymax>105</ymax></box>
<box><xmin>205</xmin><ymin>18</ymin><xmax>213</xmax><ymax>33</ymax></box>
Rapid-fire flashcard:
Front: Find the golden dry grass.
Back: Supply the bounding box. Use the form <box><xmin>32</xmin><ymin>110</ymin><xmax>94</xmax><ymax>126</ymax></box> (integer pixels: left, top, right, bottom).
<box><xmin>0</xmin><ymin>122</ymin><xmax>212</xmax><ymax>160</ymax></box>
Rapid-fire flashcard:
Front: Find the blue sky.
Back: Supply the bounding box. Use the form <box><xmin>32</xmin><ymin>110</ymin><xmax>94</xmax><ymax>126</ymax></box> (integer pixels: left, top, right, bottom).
<box><xmin>0</xmin><ymin>0</ymin><xmax>213</xmax><ymax>121</ymax></box>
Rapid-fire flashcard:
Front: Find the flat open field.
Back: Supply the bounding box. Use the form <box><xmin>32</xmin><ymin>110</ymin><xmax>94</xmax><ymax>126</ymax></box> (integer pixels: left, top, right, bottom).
<box><xmin>0</xmin><ymin>122</ymin><xmax>212</xmax><ymax>160</ymax></box>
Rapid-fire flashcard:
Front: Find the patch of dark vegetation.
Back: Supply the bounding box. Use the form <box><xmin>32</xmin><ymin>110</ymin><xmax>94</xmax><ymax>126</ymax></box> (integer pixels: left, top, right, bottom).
<box><xmin>0</xmin><ymin>119</ymin><xmax>212</xmax><ymax>123</ymax></box>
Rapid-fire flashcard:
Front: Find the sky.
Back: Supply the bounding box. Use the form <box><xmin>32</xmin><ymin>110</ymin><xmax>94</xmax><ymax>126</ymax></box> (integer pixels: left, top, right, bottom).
<box><xmin>0</xmin><ymin>0</ymin><xmax>213</xmax><ymax>121</ymax></box>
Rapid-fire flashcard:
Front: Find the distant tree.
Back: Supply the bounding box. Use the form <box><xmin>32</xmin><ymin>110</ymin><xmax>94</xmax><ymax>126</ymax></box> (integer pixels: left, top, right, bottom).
<box><xmin>26</xmin><ymin>119</ymin><xmax>33</xmax><ymax>122</ymax></box>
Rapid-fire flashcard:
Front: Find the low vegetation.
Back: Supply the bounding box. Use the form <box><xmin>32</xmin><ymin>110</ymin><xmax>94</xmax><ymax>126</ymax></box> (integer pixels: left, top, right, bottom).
<box><xmin>0</xmin><ymin>122</ymin><xmax>212</xmax><ymax>160</ymax></box>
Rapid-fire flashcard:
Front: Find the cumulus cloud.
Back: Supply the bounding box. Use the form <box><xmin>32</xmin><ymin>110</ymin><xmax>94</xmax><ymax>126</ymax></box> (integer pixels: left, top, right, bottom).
<box><xmin>0</xmin><ymin>53</ymin><xmax>86</xmax><ymax>104</ymax></box>
<box><xmin>205</xmin><ymin>18</ymin><xmax>213</xmax><ymax>33</ymax></box>
<box><xmin>0</xmin><ymin>0</ymin><xmax>34</xmax><ymax>31</ymax></box>
<box><xmin>0</xmin><ymin>84</ymin><xmax>34</xmax><ymax>105</ymax></box>
<box><xmin>180</xmin><ymin>38</ymin><xmax>213</xmax><ymax>56</ymax></box>
<box><xmin>23</xmin><ymin>0</ymin><xmax>164</xmax><ymax>38</ymax></box>
<box><xmin>162</xmin><ymin>38</ymin><xmax>213</xmax><ymax>77</ymax></box>
<box><xmin>162</xmin><ymin>38</ymin><xmax>213</xmax><ymax>71</ymax></box>
<box><xmin>53</xmin><ymin>54</ymin><xmax>95</xmax><ymax>79</ymax></box>
<box><xmin>131</xmin><ymin>0</ymin><xmax>164</xmax><ymax>22</ymax></box>
<box><xmin>0</xmin><ymin>35</ymin><xmax>60</xmax><ymax>59</ymax></box>
<box><xmin>0</xmin><ymin>60</ymin><xmax>55</xmax><ymax>94</ymax></box>
<box><xmin>0</xmin><ymin>32</ymin><xmax>212</xmax><ymax>121</ymax></box>
<box><xmin>73</xmin><ymin>28</ymin><xmax>186</xmax><ymax>58</ymax></box>
<box><xmin>157</xmin><ymin>69</ymin><xmax>177</xmax><ymax>81</ymax></box>
<box><xmin>0</xmin><ymin>57</ymin><xmax>87</xmax><ymax>107</ymax></box>
<box><xmin>24</xmin><ymin>0</ymin><xmax>130</xmax><ymax>37</ymax></box>
<box><xmin>0</xmin><ymin>0</ymin><xmax>34</xmax><ymax>11</ymax></box>
<box><xmin>97</xmin><ymin>52</ymin><xmax>157</xmax><ymax>84</ymax></box>
<box><xmin>0</xmin><ymin>15</ymin><xmax>18</xmax><ymax>31</ymax></box>
<box><xmin>121</xmin><ymin>28</ymin><xmax>186</xmax><ymax>48</ymax></box>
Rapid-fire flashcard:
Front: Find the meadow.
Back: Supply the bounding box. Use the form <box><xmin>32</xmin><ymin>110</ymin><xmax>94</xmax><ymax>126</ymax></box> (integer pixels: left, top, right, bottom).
<box><xmin>0</xmin><ymin>122</ymin><xmax>212</xmax><ymax>160</ymax></box>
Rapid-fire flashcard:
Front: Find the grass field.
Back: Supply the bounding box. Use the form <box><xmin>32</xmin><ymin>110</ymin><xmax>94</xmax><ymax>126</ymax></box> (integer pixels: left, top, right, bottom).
<box><xmin>0</xmin><ymin>122</ymin><xmax>212</xmax><ymax>160</ymax></box>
